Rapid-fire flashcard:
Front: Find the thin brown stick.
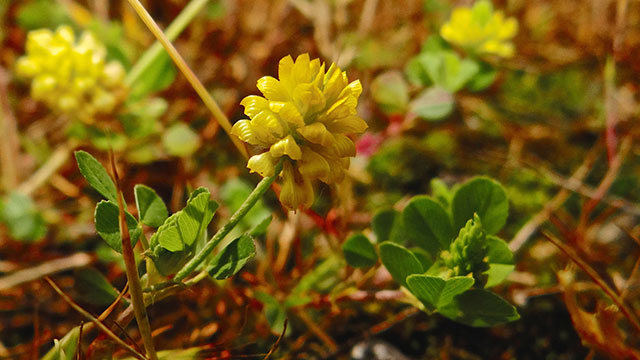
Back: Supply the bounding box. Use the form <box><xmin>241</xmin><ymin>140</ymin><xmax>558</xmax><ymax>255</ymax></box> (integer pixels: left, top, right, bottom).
<box><xmin>580</xmin><ymin>136</ymin><xmax>631</xmax><ymax>229</ymax></box>
<box><xmin>44</xmin><ymin>277</ymin><xmax>147</xmax><ymax>360</ymax></box>
<box><xmin>262</xmin><ymin>319</ymin><xmax>288</xmax><ymax>360</ymax></box>
<box><xmin>124</xmin><ymin>0</ymin><xmax>248</xmax><ymax>159</ymax></box>
<box><xmin>110</xmin><ymin>151</ymin><xmax>158</xmax><ymax>360</ymax></box>
<box><xmin>76</xmin><ymin>322</ymin><xmax>84</xmax><ymax>360</ymax></box>
<box><xmin>542</xmin><ymin>231</ymin><xmax>640</xmax><ymax>333</ymax></box>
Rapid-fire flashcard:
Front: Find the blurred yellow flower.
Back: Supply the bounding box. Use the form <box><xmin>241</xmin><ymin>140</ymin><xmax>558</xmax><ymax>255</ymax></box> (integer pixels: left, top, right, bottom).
<box><xmin>440</xmin><ymin>0</ymin><xmax>518</xmax><ymax>58</ymax></box>
<box><xmin>232</xmin><ymin>54</ymin><xmax>367</xmax><ymax>210</ymax></box>
<box><xmin>16</xmin><ymin>25</ymin><xmax>126</xmax><ymax>123</ymax></box>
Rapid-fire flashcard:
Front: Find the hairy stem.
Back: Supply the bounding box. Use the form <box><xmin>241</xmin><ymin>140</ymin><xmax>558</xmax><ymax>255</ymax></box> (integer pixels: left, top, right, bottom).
<box><xmin>173</xmin><ymin>160</ymin><xmax>284</xmax><ymax>282</ymax></box>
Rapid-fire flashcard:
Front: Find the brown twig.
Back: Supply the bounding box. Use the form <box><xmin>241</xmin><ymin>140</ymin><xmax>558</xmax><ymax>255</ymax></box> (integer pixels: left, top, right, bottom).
<box><xmin>542</xmin><ymin>231</ymin><xmax>640</xmax><ymax>333</ymax></box>
<box><xmin>44</xmin><ymin>277</ymin><xmax>147</xmax><ymax>360</ymax></box>
<box><xmin>262</xmin><ymin>319</ymin><xmax>288</xmax><ymax>360</ymax></box>
<box><xmin>110</xmin><ymin>151</ymin><xmax>158</xmax><ymax>360</ymax></box>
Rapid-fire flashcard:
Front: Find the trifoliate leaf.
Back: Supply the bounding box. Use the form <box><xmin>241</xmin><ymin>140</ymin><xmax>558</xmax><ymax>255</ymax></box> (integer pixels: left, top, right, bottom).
<box><xmin>342</xmin><ymin>234</ymin><xmax>378</xmax><ymax>268</ymax></box>
<box><xmin>379</xmin><ymin>242</ymin><xmax>424</xmax><ymax>288</ymax></box>
<box><xmin>134</xmin><ymin>184</ymin><xmax>168</xmax><ymax>227</ymax></box>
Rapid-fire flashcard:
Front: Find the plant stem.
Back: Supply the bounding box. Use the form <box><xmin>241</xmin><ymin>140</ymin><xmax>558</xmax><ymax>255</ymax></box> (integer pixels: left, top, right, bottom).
<box><xmin>173</xmin><ymin>160</ymin><xmax>284</xmax><ymax>282</ymax></box>
<box><xmin>125</xmin><ymin>0</ymin><xmax>248</xmax><ymax>159</ymax></box>
<box><xmin>112</xmin><ymin>156</ymin><xmax>158</xmax><ymax>360</ymax></box>
<box><xmin>125</xmin><ymin>0</ymin><xmax>210</xmax><ymax>86</ymax></box>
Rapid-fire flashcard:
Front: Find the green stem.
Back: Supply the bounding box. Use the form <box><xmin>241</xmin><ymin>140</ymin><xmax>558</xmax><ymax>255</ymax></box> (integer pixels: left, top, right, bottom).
<box><xmin>125</xmin><ymin>0</ymin><xmax>210</xmax><ymax>86</ymax></box>
<box><xmin>173</xmin><ymin>160</ymin><xmax>284</xmax><ymax>282</ymax></box>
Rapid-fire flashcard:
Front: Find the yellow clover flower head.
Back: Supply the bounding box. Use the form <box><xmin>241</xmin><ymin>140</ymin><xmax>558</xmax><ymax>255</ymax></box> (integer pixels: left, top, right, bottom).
<box><xmin>16</xmin><ymin>25</ymin><xmax>126</xmax><ymax>123</ymax></box>
<box><xmin>440</xmin><ymin>0</ymin><xmax>518</xmax><ymax>58</ymax></box>
<box><xmin>232</xmin><ymin>54</ymin><xmax>367</xmax><ymax>210</ymax></box>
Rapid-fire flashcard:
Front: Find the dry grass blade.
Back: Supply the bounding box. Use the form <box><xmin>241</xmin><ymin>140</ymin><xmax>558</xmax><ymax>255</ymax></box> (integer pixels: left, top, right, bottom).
<box><xmin>543</xmin><ymin>231</ymin><xmax>640</xmax><ymax>333</ymax></box>
<box><xmin>43</xmin><ymin>277</ymin><xmax>147</xmax><ymax>360</ymax></box>
<box><xmin>124</xmin><ymin>0</ymin><xmax>248</xmax><ymax>159</ymax></box>
<box><xmin>0</xmin><ymin>253</ymin><xmax>92</xmax><ymax>291</ymax></box>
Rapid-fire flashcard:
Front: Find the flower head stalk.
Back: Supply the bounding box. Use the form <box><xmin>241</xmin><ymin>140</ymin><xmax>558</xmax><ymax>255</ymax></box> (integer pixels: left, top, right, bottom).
<box><xmin>232</xmin><ymin>54</ymin><xmax>367</xmax><ymax>210</ymax></box>
<box><xmin>16</xmin><ymin>26</ymin><xmax>126</xmax><ymax>123</ymax></box>
<box><xmin>440</xmin><ymin>0</ymin><xmax>518</xmax><ymax>58</ymax></box>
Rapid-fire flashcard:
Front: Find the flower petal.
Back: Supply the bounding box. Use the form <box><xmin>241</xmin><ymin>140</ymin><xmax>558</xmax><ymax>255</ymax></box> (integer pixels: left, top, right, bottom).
<box><xmin>241</xmin><ymin>95</ymin><xmax>270</xmax><ymax>118</ymax></box>
<box><xmin>297</xmin><ymin>122</ymin><xmax>335</xmax><ymax>147</ymax></box>
<box><xmin>279</xmin><ymin>162</ymin><xmax>314</xmax><ymax>210</ymax></box>
<box><xmin>298</xmin><ymin>148</ymin><xmax>331</xmax><ymax>181</ymax></box>
<box><xmin>247</xmin><ymin>152</ymin><xmax>277</xmax><ymax>177</ymax></box>
<box><xmin>270</xmin><ymin>135</ymin><xmax>302</xmax><ymax>160</ymax></box>
<box><xmin>330</xmin><ymin>135</ymin><xmax>356</xmax><ymax>157</ymax></box>
<box><xmin>257</xmin><ymin>76</ymin><xmax>288</xmax><ymax>101</ymax></box>
<box><xmin>324</xmin><ymin>115</ymin><xmax>368</xmax><ymax>134</ymax></box>
<box><xmin>269</xmin><ymin>101</ymin><xmax>305</xmax><ymax>128</ymax></box>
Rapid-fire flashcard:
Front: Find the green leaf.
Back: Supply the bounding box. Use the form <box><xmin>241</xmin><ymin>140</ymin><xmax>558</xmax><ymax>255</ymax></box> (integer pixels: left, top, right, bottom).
<box><xmin>207</xmin><ymin>235</ymin><xmax>256</xmax><ymax>279</ymax></box>
<box><xmin>249</xmin><ymin>215</ymin><xmax>272</xmax><ymax>237</ymax></box>
<box><xmin>406</xmin><ymin>274</ymin><xmax>443</xmax><ymax>311</ymax></box>
<box><xmin>73</xmin><ymin>268</ymin><xmax>119</xmax><ymax>306</ymax></box>
<box><xmin>255</xmin><ymin>291</ymin><xmax>288</xmax><ymax>335</ymax></box>
<box><xmin>155</xmin><ymin>213</ymin><xmax>183</xmax><ymax>252</ymax></box>
<box><xmin>41</xmin><ymin>326</ymin><xmax>79</xmax><ymax>360</ymax></box>
<box><xmin>430</xmin><ymin>178</ymin><xmax>453</xmax><ymax>209</ymax></box>
<box><xmin>0</xmin><ymin>192</ymin><xmax>46</xmax><ymax>242</ymax></box>
<box><xmin>128</xmin><ymin>52</ymin><xmax>177</xmax><ymax>100</ymax></box>
<box><xmin>17</xmin><ymin>0</ymin><xmax>70</xmax><ymax>30</ymax></box>
<box><xmin>406</xmin><ymin>56</ymin><xmax>433</xmax><ymax>87</ymax></box>
<box><xmin>379</xmin><ymin>242</ymin><xmax>424</xmax><ymax>288</ymax></box>
<box><xmin>402</xmin><ymin>196</ymin><xmax>454</xmax><ymax>254</ymax></box>
<box><xmin>152</xmin><ymin>189</ymin><xmax>218</xmax><ymax>252</ymax></box>
<box><xmin>75</xmin><ymin>151</ymin><xmax>117</xmax><ymax>202</ymax></box>
<box><xmin>484</xmin><ymin>235</ymin><xmax>515</xmax><ymax>287</ymax></box>
<box><xmin>291</xmin><ymin>256</ymin><xmax>341</xmax><ymax>297</ymax></box>
<box><xmin>409</xmin><ymin>86</ymin><xmax>455</xmax><ymax>121</ymax></box>
<box><xmin>177</xmin><ymin>190</ymin><xmax>219</xmax><ymax>246</ymax></box>
<box><xmin>162</xmin><ymin>123</ymin><xmax>201</xmax><ymax>157</ymax></box>
<box><xmin>438</xmin><ymin>289</ymin><xmax>520</xmax><ymax>327</ymax></box>
<box><xmin>134</xmin><ymin>184</ymin><xmax>168</xmax><ymax>227</ymax></box>
<box><xmin>452</xmin><ymin>177</ymin><xmax>509</xmax><ymax>234</ymax></box>
<box><xmin>410</xmin><ymin>247</ymin><xmax>434</xmax><ymax>271</ymax></box>
<box><xmin>371</xmin><ymin>70</ymin><xmax>410</xmax><ymax>114</ymax></box>
<box><xmin>467</xmin><ymin>62</ymin><xmax>498</xmax><ymax>92</ymax></box>
<box><xmin>342</xmin><ymin>234</ymin><xmax>378</xmax><ymax>268</ymax></box>
<box><xmin>407</xmin><ymin>274</ymin><xmax>474</xmax><ymax>311</ymax></box>
<box><xmin>94</xmin><ymin>200</ymin><xmax>140</xmax><ymax>253</ymax></box>
<box><xmin>371</xmin><ymin>208</ymin><xmax>406</xmax><ymax>243</ymax></box>
<box><xmin>442</xmin><ymin>53</ymin><xmax>479</xmax><ymax>92</ymax></box>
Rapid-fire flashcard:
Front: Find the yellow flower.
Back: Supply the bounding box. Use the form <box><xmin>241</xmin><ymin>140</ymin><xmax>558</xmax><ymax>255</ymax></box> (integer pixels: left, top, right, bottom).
<box><xmin>16</xmin><ymin>26</ymin><xmax>126</xmax><ymax>123</ymax></box>
<box><xmin>232</xmin><ymin>54</ymin><xmax>367</xmax><ymax>210</ymax></box>
<box><xmin>440</xmin><ymin>0</ymin><xmax>518</xmax><ymax>58</ymax></box>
